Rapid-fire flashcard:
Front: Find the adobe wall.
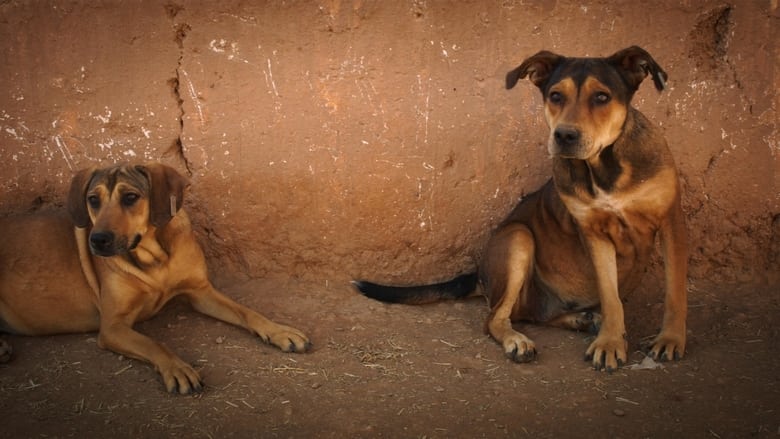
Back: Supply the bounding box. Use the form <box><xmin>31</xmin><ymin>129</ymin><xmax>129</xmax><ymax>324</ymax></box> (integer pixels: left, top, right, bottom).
<box><xmin>1</xmin><ymin>1</ymin><xmax>777</xmax><ymax>286</ymax></box>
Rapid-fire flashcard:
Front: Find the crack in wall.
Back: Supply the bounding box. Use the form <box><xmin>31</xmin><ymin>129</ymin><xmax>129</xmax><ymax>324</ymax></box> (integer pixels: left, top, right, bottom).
<box><xmin>164</xmin><ymin>2</ymin><xmax>193</xmax><ymax>176</ymax></box>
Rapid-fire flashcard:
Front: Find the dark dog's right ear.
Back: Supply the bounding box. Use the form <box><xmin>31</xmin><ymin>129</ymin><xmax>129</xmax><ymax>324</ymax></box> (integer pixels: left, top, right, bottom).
<box><xmin>67</xmin><ymin>167</ymin><xmax>96</xmax><ymax>228</ymax></box>
<box><xmin>506</xmin><ymin>50</ymin><xmax>564</xmax><ymax>90</ymax></box>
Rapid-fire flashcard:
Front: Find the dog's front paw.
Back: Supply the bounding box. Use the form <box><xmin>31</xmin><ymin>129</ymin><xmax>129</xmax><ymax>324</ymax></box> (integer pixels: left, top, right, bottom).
<box><xmin>262</xmin><ymin>324</ymin><xmax>311</xmax><ymax>353</ymax></box>
<box><xmin>503</xmin><ymin>332</ymin><xmax>537</xmax><ymax>363</ymax></box>
<box><xmin>0</xmin><ymin>339</ymin><xmax>12</xmax><ymax>363</ymax></box>
<box><xmin>158</xmin><ymin>357</ymin><xmax>204</xmax><ymax>395</ymax></box>
<box><xmin>585</xmin><ymin>332</ymin><xmax>627</xmax><ymax>372</ymax></box>
<box><xmin>646</xmin><ymin>330</ymin><xmax>685</xmax><ymax>362</ymax></box>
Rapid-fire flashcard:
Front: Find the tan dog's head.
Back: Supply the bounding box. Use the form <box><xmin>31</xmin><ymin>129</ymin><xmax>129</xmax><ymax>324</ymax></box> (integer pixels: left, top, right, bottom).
<box><xmin>67</xmin><ymin>163</ymin><xmax>189</xmax><ymax>257</ymax></box>
<box><xmin>506</xmin><ymin>46</ymin><xmax>667</xmax><ymax>160</ymax></box>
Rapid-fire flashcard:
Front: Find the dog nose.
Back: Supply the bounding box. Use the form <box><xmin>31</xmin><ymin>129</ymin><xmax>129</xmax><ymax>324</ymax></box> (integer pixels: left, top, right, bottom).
<box><xmin>89</xmin><ymin>231</ymin><xmax>115</xmax><ymax>255</ymax></box>
<box><xmin>554</xmin><ymin>126</ymin><xmax>581</xmax><ymax>149</ymax></box>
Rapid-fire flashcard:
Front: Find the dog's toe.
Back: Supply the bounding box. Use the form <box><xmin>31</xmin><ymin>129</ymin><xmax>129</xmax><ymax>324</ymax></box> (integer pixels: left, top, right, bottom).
<box><xmin>265</xmin><ymin>324</ymin><xmax>311</xmax><ymax>353</ymax></box>
<box><xmin>286</xmin><ymin>338</ymin><xmax>311</xmax><ymax>353</ymax></box>
<box><xmin>503</xmin><ymin>333</ymin><xmax>537</xmax><ymax>363</ymax></box>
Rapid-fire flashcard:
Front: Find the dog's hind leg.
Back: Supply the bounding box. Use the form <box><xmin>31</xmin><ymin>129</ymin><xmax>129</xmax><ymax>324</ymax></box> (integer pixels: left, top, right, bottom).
<box><xmin>482</xmin><ymin>223</ymin><xmax>537</xmax><ymax>363</ymax></box>
<box><xmin>547</xmin><ymin>311</ymin><xmax>602</xmax><ymax>334</ymax></box>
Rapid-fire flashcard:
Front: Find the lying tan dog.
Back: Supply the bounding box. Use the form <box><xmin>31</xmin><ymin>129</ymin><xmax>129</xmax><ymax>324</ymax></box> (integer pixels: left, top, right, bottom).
<box><xmin>356</xmin><ymin>46</ymin><xmax>687</xmax><ymax>372</ymax></box>
<box><xmin>0</xmin><ymin>163</ymin><xmax>310</xmax><ymax>393</ymax></box>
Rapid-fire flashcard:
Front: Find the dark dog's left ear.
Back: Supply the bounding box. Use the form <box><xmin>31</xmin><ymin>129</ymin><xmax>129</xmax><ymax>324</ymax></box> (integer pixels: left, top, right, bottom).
<box><xmin>607</xmin><ymin>46</ymin><xmax>668</xmax><ymax>93</ymax></box>
<box><xmin>67</xmin><ymin>166</ymin><xmax>96</xmax><ymax>228</ymax></box>
<box><xmin>506</xmin><ymin>50</ymin><xmax>564</xmax><ymax>91</ymax></box>
<box><xmin>136</xmin><ymin>164</ymin><xmax>190</xmax><ymax>228</ymax></box>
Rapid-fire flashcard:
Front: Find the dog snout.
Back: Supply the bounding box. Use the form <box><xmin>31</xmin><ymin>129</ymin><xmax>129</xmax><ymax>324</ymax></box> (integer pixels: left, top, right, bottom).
<box><xmin>89</xmin><ymin>231</ymin><xmax>115</xmax><ymax>256</ymax></box>
<box><xmin>553</xmin><ymin>126</ymin><xmax>581</xmax><ymax>150</ymax></box>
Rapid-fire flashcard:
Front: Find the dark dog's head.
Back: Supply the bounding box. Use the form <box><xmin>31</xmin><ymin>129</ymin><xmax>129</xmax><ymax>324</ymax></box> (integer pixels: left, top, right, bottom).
<box><xmin>67</xmin><ymin>163</ymin><xmax>189</xmax><ymax>257</ymax></box>
<box><xmin>506</xmin><ymin>46</ymin><xmax>667</xmax><ymax>160</ymax></box>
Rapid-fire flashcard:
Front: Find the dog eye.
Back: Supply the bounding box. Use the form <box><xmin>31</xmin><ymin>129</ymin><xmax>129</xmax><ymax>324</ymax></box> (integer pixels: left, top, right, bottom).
<box><xmin>548</xmin><ymin>91</ymin><xmax>564</xmax><ymax>104</ymax></box>
<box><xmin>593</xmin><ymin>92</ymin><xmax>611</xmax><ymax>105</ymax></box>
<box><xmin>121</xmin><ymin>193</ymin><xmax>140</xmax><ymax>206</ymax></box>
<box><xmin>87</xmin><ymin>195</ymin><xmax>100</xmax><ymax>209</ymax></box>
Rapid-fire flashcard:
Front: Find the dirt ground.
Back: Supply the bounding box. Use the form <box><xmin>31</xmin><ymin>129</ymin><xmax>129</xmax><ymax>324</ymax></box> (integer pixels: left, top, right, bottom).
<box><xmin>1</xmin><ymin>274</ymin><xmax>778</xmax><ymax>438</ymax></box>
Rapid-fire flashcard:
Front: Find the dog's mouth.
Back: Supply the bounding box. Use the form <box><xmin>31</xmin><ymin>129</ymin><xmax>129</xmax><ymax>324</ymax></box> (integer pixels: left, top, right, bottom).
<box><xmin>128</xmin><ymin>234</ymin><xmax>142</xmax><ymax>251</ymax></box>
<box><xmin>89</xmin><ymin>232</ymin><xmax>142</xmax><ymax>257</ymax></box>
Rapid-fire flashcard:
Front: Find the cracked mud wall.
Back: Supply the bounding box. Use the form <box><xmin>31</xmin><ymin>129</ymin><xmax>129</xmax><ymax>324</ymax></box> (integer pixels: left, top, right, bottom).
<box><xmin>0</xmin><ymin>1</ymin><xmax>777</xmax><ymax>288</ymax></box>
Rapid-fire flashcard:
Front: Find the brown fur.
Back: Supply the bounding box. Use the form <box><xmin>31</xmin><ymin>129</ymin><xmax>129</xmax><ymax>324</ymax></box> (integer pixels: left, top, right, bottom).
<box><xmin>357</xmin><ymin>46</ymin><xmax>687</xmax><ymax>372</ymax></box>
<box><xmin>0</xmin><ymin>163</ymin><xmax>310</xmax><ymax>393</ymax></box>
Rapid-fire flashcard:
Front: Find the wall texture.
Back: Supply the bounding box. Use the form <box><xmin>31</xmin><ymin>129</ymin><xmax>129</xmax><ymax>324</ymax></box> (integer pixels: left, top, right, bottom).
<box><xmin>0</xmin><ymin>1</ymin><xmax>777</xmax><ymax>287</ymax></box>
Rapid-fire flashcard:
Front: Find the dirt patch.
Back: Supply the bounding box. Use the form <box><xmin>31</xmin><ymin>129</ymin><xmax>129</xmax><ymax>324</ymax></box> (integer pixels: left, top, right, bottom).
<box><xmin>1</xmin><ymin>277</ymin><xmax>778</xmax><ymax>437</ymax></box>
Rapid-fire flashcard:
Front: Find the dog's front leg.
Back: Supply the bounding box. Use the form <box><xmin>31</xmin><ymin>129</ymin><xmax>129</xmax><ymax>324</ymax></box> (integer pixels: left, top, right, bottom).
<box><xmin>187</xmin><ymin>284</ymin><xmax>311</xmax><ymax>353</ymax></box>
<box><xmin>650</xmin><ymin>199</ymin><xmax>688</xmax><ymax>361</ymax></box>
<box><xmin>98</xmin><ymin>319</ymin><xmax>203</xmax><ymax>394</ymax></box>
<box><xmin>583</xmin><ymin>237</ymin><xmax>627</xmax><ymax>372</ymax></box>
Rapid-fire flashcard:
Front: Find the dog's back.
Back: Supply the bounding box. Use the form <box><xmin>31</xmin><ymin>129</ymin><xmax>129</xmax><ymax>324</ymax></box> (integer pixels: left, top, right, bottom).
<box><xmin>0</xmin><ymin>212</ymin><xmax>99</xmax><ymax>335</ymax></box>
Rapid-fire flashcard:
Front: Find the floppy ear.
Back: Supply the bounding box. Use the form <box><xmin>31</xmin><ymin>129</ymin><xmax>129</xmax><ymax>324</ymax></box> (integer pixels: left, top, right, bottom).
<box><xmin>67</xmin><ymin>167</ymin><xmax>96</xmax><ymax>228</ymax></box>
<box><xmin>506</xmin><ymin>50</ymin><xmax>564</xmax><ymax>91</ymax></box>
<box><xmin>607</xmin><ymin>45</ymin><xmax>668</xmax><ymax>93</ymax></box>
<box><xmin>136</xmin><ymin>163</ymin><xmax>190</xmax><ymax>228</ymax></box>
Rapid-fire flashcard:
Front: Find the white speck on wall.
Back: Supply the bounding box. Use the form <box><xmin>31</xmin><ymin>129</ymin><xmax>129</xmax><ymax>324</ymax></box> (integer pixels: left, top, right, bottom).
<box><xmin>142</xmin><ymin>127</ymin><xmax>151</xmax><ymax>138</ymax></box>
<box><xmin>123</xmin><ymin>150</ymin><xmax>137</xmax><ymax>157</ymax></box>
<box><xmin>98</xmin><ymin>139</ymin><xmax>115</xmax><ymax>151</ymax></box>
<box><xmin>209</xmin><ymin>39</ymin><xmax>227</xmax><ymax>53</ymax></box>
<box><xmin>95</xmin><ymin>107</ymin><xmax>112</xmax><ymax>123</ymax></box>
<box><xmin>4</xmin><ymin>127</ymin><xmax>19</xmax><ymax>139</ymax></box>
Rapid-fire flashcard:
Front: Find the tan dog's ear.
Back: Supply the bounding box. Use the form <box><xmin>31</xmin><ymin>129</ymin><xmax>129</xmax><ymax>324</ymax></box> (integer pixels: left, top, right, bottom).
<box><xmin>67</xmin><ymin>167</ymin><xmax>96</xmax><ymax>228</ymax></box>
<box><xmin>506</xmin><ymin>50</ymin><xmax>564</xmax><ymax>91</ymax></box>
<box><xmin>136</xmin><ymin>164</ymin><xmax>190</xmax><ymax>228</ymax></box>
<box><xmin>607</xmin><ymin>45</ymin><xmax>668</xmax><ymax>93</ymax></box>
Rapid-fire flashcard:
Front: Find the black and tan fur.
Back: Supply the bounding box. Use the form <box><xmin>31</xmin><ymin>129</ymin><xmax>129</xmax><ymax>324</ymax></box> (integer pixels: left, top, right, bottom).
<box><xmin>356</xmin><ymin>46</ymin><xmax>687</xmax><ymax>372</ymax></box>
<box><xmin>0</xmin><ymin>163</ymin><xmax>310</xmax><ymax>393</ymax></box>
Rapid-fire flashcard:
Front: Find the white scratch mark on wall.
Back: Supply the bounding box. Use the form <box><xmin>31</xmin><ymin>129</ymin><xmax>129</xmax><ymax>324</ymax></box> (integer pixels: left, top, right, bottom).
<box><xmin>179</xmin><ymin>68</ymin><xmax>205</xmax><ymax>126</ymax></box>
<box><xmin>53</xmin><ymin>135</ymin><xmax>74</xmax><ymax>170</ymax></box>
<box><xmin>414</xmin><ymin>75</ymin><xmax>432</xmax><ymax>147</ymax></box>
<box><xmin>266</xmin><ymin>58</ymin><xmax>279</xmax><ymax>97</ymax></box>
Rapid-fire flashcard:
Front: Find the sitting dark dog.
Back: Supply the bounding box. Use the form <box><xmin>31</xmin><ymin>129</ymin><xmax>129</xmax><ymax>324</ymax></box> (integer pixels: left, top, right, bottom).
<box><xmin>356</xmin><ymin>46</ymin><xmax>687</xmax><ymax>372</ymax></box>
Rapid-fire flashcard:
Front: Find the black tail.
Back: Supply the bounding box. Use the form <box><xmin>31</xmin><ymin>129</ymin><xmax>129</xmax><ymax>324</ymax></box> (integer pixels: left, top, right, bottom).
<box><xmin>352</xmin><ymin>272</ymin><xmax>478</xmax><ymax>305</ymax></box>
